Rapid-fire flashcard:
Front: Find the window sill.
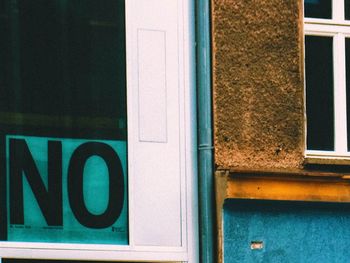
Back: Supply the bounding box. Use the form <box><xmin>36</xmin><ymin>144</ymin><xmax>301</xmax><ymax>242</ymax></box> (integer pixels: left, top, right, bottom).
<box><xmin>305</xmin><ymin>156</ymin><xmax>350</xmax><ymax>166</ymax></box>
<box><xmin>305</xmin><ymin>151</ymin><xmax>350</xmax><ymax>166</ymax></box>
<box><xmin>304</xmin><ymin>17</ymin><xmax>350</xmax><ymax>27</ymax></box>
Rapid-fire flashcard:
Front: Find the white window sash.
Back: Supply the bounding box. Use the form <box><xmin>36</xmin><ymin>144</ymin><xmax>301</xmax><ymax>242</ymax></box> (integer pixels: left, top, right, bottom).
<box><xmin>305</xmin><ymin>23</ymin><xmax>350</xmax><ymax>34</ymax></box>
<box><xmin>304</xmin><ymin>11</ymin><xmax>350</xmax><ymax>158</ymax></box>
<box><xmin>333</xmin><ymin>0</ymin><xmax>345</xmax><ymax>22</ymax></box>
<box><xmin>333</xmin><ymin>33</ymin><xmax>348</xmax><ymax>154</ymax></box>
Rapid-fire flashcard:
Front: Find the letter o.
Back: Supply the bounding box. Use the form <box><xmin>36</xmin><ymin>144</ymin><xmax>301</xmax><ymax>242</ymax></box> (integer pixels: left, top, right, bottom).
<box><xmin>67</xmin><ymin>142</ymin><xmax>124</xmax><ymax>229</ymax></box>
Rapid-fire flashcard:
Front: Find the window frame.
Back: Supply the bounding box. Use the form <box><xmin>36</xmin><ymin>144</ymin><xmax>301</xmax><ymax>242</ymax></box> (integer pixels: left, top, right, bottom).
<box><xmin>0</xmin><ymin>0</ymin><xmax>199</xmax><ymax>262</ymax></box>
<box><xmin>304</xmin><ymin>1</ymin><xmax>350</xmax><ymax>160</ymax></box>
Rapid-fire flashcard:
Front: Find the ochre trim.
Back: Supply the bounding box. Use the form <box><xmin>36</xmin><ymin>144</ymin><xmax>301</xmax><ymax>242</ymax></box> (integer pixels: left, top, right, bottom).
<box><xmin>226</xmin><ymin>174</ymin><xmax>350</xmax><ymax>202</ymax></box>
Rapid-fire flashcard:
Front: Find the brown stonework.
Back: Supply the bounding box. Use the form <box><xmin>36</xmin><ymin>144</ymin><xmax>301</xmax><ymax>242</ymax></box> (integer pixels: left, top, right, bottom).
<box><xmin>212</xmin><ymin>0</ymin><xmax>305</xmax><ymax>170</ymax></box>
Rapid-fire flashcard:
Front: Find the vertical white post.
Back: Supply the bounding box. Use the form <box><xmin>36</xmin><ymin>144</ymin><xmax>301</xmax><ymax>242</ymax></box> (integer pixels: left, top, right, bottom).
<box><xmin>333</xmin><ymin>0</ymin><xmax>345</xmax><ymax>22</ymax></box>
<box><xmin>334</xmin><ymin>34</ymin><xmax>348</xmax><ymax>154</ymax></box>
<box><xmin>126</xmin><ymin>0</ymin><xmax>198</xmax><ymax>261</ymax></box>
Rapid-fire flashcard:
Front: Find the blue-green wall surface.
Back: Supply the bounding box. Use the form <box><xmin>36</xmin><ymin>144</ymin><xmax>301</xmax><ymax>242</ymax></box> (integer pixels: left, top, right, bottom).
<box><xmin>224</xmin><ymin>199</ymin><xmax>350</xmax><ymax>263</ymax></box>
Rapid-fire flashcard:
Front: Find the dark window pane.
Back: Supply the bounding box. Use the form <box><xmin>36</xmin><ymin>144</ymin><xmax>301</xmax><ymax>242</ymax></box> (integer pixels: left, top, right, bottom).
<box><xmin>0</xmin><ymin>0</ymin><xmax>10</xmax><ymax>111</ymax></box>
<box><xmin>346</xmin><ymin>0</ymin><xmax>350</xmax><ymax>20</ymax></box>
<box><xmin>304</xmin><ymin>0</ymin><xmax>332</xmax><ymax>19</ymax></box>
<box><xmin>0</xmin><ymin>0</ymin><xmax>126</xmax><ymax>140</ymax></box>
<box><xmin>346</xmin><ymin>38</ymin><xmax>350</xmax><ymax>150</ymax></box>
<box><xmin>305</xmin><ymin>36</ymin><xmax>334</xmax><ymax>151</ymax></box>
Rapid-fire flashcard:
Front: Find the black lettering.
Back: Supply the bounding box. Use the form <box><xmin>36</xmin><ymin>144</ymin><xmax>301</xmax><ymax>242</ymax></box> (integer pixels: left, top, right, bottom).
<box><xmin>68</xmin><ymin>142</ymin><xmax>124</xmax><ymax>229</ymax></box>
<box><xmin>9</xmin><ymin>139</ymin><xmax>63</xmax><ymax>226</ymax></box>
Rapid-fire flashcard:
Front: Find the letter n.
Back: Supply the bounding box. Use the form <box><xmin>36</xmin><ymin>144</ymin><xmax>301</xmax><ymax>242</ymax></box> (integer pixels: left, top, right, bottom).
<box><xmin>9</xmin><ymin>138</ymin><xmax>62</xmax><ymax>226</ymax></box>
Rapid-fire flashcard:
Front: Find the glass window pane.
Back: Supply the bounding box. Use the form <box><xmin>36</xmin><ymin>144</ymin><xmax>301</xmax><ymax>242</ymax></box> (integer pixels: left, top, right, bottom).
<box><xmin>305</xmin><ymin>36</ymin><xmax>334</xmax><ymax>151</ymax></box>
<box><xmin>346</xmin><ymin>0</ymin><xmax>350</xmax><ymax>20</ymax></box>
<box><xmin>1</xmin><ymin>0</ymin><xmax>126</xmax><ymax>140</ymax></box>
<box><xmin>0</xmin><ymin>0</ymin><xmax>10</xmax><ymax>112</ymax></box>
<box><xmin>0</xmin><ymin>0</ymin><xmax>128</xmax><ymax>245</ymax></box>
<box><xmin>346</xmin><ymin>38</ymin><xmax>350</xmax><ymax>150</ymax></box>
<box><xmin>304</xmin><ymin>0</ymin><xmax>332</xmax><ymax>19</ymax></box>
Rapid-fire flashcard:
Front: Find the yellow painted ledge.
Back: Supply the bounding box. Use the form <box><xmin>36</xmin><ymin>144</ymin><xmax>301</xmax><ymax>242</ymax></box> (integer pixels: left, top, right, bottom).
<box><xmin>226</xmin><ymin>175</ymin><xmax>350</xmax><ymax>203</ymax></box>
<box><xmin>216</xmin><ymin>168</ymin><xmax>350</xmax><ymax>202</ymax></box>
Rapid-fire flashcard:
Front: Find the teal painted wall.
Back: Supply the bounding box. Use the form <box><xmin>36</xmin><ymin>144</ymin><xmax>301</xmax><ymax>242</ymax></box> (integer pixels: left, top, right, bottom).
<box><xmin>224</xmin><ymin>199</ymin><xmax>350</xmax><ymax>263</ymax></box>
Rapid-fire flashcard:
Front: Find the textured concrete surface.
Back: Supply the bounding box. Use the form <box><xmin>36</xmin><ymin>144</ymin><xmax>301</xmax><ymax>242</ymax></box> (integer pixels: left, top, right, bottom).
<box><xmin>212</xmin><ymin>0</ymin><xmax>305</xmax><ymax>169</ymax></box>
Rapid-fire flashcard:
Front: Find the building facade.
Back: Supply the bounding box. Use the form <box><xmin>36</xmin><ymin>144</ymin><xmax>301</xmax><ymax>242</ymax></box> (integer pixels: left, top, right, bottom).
<box><xmin>1</xmin><ymin>0</ymin><xmax>350</xmax><ymax>262</ymax></box>
<box><xmin>0</xmin><ymin>0</ymin><xmax>198</xmax><ymax>262</ymax></box>
<box><xmin>213</xmin><ymin>0</ymin><xmax>350</xmax><ymax>262</ymax></box>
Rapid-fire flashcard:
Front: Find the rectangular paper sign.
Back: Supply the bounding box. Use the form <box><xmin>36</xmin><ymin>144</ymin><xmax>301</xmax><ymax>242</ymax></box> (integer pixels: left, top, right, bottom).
<box><xmin>6</xmin><ymin>135</ymin><xmax>128</xmax><ymax>244</ymax></box>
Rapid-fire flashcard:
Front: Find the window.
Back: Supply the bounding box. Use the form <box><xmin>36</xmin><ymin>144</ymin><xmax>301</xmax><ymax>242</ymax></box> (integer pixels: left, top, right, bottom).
<box><xmin>0</xmin><ymin>0</ymin><xmax>128</xmax><ymax>244</ymax></box>
<box><xmin>0</xmin><ymin>0</ymin><xmax>198</xmax><ymax>262</ymax></box>
<box><xmin>304</xmin><ymin>0</ymin><xmax>350</xmax><ymax>159</ymax></box>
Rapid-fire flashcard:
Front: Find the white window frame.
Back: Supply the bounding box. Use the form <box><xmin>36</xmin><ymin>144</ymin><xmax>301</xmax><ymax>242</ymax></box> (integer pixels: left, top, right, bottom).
<box><xmin>0</xmin><ymin>0</ymin><xmax>199</xmax><ymax>262</ymax></box>
<box><xmin>304</xmin><ymin>1</ymin><xmax>350</xmax><ymax>160</ymax></box>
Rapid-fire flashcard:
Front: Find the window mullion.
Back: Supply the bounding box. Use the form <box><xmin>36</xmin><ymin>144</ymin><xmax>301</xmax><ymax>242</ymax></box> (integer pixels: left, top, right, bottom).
<box><xmin>333</xmin><ymin>0</ymin><xmax>345</xmax><ymax>21</ymax></box>
<box><xmin>334</xmin><ymin>33</ymin><xmax>348</xmax><ymax>154</ymax></box>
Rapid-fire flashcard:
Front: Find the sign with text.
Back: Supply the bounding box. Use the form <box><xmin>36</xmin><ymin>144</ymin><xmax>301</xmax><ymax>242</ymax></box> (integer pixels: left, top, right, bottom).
<box><xmin>6</xmin><ymin>135</ymin><xmax>128</xmax><ymax>244</ymax></box>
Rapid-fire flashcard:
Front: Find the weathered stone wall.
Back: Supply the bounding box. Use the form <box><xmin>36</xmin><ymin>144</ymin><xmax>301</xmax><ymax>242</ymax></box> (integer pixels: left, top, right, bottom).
<box><xmin>212</xmin><ymin>0</ymin><xmax>305</xmax><ymax>170</ymax></box>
